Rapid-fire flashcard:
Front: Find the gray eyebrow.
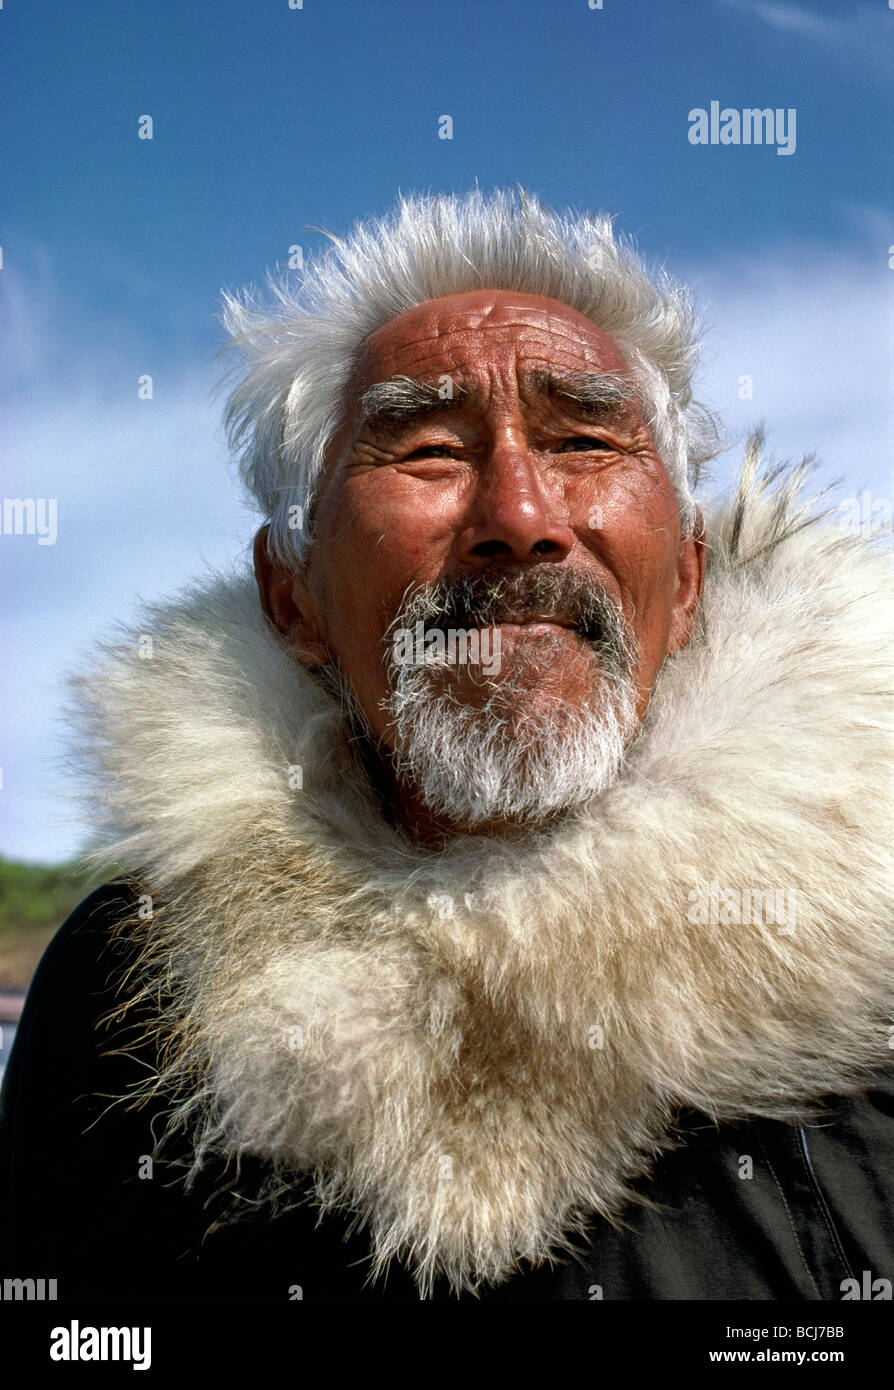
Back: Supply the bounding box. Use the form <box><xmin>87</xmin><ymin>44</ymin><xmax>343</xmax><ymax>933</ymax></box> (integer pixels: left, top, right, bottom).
<box><xmin>356</xmin><ymin>367</ymin><xmax>633</xmax><ymax>432</ymax></box>
<box><xmin>526</xmin><ymin>368</ymin><xmax>634</xmax><ymax>418</ymax></box>
<box><xmin>357</xmin><ymin>375</ymin><xmax>468</xmax><ymax>430</ymax></box>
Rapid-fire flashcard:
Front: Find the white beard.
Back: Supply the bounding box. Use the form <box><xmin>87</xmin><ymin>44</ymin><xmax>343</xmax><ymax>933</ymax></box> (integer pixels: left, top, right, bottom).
<box><xmin>67</xmin><ymin>440</ymin><xmax>894</xmax><ymax>1297</ymax></box>
<box><xmin>370</xmin><ymin>561</ymin><xmax>643</xmax><ymax>828</ymax></box>
<box><xmin>382</xmin><ymin>650</ymin><xmax>639</xmax><ymax>827</ymax></box>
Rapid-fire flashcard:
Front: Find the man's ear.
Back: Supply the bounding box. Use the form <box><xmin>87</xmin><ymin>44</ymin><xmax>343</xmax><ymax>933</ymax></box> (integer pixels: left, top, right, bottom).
<box><xmin>252</xmin><ymin>525</ymin><xmax>331</xmax><ymax>666</ymax></box>
<box><xmin>666</xmin><ymin>506</ymin><xmax>706</xmax><ymax>656</ymax></box>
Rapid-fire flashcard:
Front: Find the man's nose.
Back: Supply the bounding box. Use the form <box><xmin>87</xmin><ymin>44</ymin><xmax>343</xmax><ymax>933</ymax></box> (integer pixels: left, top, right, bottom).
<box><xmin>453</xmin><ymin>435</ymin><xmax>575</xmax><ymax>566</ymax></box>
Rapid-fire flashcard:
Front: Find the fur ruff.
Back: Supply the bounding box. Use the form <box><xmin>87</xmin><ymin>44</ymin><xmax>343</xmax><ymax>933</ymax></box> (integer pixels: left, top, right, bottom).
<box><xmin>68</xmin><ymin>440</ymin><xmax>894</xmax><ymax>1296</ymax></box>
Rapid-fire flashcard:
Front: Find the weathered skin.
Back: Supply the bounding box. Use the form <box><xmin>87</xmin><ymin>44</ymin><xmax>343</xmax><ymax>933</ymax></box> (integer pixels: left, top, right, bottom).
<box><xmin>254</xmin><ymin>290</ymin><xmax>705</xmax><ymax>840</ymax></box>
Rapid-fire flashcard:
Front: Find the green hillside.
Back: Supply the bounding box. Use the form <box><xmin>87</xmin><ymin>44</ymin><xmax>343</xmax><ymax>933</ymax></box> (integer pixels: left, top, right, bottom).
<box><xmin>0</xmin><ymin>857</ymin><xmax>118</xmax><ymax>992</ymax></box>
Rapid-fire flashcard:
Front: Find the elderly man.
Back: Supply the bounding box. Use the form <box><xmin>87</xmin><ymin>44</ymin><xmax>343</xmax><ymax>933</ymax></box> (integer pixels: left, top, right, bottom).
<box><xmin>1</xmin><ymin>189</ymin><xmax>892</xmax><ymax>1303</ymax></box>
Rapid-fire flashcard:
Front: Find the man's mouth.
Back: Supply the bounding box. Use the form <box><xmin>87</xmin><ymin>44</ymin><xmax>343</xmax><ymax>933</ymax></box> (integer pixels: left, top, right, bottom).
<box><xmin>477</xmin><ymin>612</ymin><xmax>604</xmax><ymax>645</ymax></box>
<box><xmin>400</xmin><ymin>570</ymin><xmax>620</xmax><ymax>658</ymax></box>
<box><xmin>486</xmin><ymin>614</ymin><xmax>572</xmax><ymax>628</ymax></box>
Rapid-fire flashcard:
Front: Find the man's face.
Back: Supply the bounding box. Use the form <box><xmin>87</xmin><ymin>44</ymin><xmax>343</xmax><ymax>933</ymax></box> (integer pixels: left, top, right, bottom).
<box><xmin>256</xmin><ymin>289</ymin><xmax>704</xmax><ymax>835</ymax></box>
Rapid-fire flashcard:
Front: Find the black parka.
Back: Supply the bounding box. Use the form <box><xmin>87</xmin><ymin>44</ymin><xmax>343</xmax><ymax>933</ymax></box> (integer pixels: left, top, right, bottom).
<box><xmin>2</xmin><ymin>883</ymin><xmax>893</xmax><ymax>1303</ymax></box>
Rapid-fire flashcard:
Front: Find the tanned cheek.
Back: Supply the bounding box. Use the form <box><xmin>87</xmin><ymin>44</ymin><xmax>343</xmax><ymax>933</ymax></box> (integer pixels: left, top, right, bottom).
<box><xmin>364</xmin><ymin>487</ymin><xmax>459</xmax><ymax>576</ymax></box>
<box><xmin>592</xmin><ymin>507</ymin><xmax>679</xmax><ymax>661</ymax></box>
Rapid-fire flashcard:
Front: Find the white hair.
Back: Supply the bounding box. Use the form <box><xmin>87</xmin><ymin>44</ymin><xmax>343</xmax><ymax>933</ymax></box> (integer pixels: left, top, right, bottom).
<box><xmin>219</xmin><ymin>187</ymin><xmax>721</xmax><ymax>564</ymax></box>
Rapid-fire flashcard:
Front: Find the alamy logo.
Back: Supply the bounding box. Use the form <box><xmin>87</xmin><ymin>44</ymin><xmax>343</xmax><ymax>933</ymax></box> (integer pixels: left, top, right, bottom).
<box><xmin>0</xmin><ymin>1276</ymin><xmax>58</xmax><ymax>1300</ymax></box>
<box><xmin>392</xmin><ymin>622</ymin><xmax>502</xmax><ymax>676</ymax></box>
<box><xmin>50</xmin><ymin>1321</ymin><xmax>151</xmax><ymax>1371</ymax></box>
<box><xmin>836</xmin><ymin>490</ymin><xmax>893</xmax><ymax>537</ymax></box>
<box><xmin>840</xmin><ymin>1270</ymin><xmax>892</xmax><ymax>1300</ymax></box>
<box><xmin>686</xmin><ymin>880</ymin><xmax>797</xmax><ymax>935</ymax></box>
<box><xmin>1</xmin><ymin>497</ymin><xmax>58</xmax><ymax>545</ymax></box>
<box><xmin>688</xmin><ymin>103</ymin><xmax>796</xmax><ymax>156</ymax></box>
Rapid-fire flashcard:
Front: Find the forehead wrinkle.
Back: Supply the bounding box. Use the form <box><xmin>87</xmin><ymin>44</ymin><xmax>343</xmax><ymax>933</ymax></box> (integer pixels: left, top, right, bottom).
<box><xmin>361</xmin><ymin>342</ymin><xmax>626</xmax><ymax>398</ymax></box>
<box><xmin>363</xmin><ymin>305</ymin><xmax>626</xmax><ymax>363</ymax></box>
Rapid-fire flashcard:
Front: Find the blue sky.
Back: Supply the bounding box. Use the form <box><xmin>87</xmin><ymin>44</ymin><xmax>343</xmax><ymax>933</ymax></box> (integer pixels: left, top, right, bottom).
<box><xmin>2</xmin><ymin>0</ymin><xmax>892</xmax><ymax>861</ymax></box>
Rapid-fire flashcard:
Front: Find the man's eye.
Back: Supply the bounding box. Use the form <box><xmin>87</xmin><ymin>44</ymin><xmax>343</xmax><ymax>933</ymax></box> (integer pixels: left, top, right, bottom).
<box><xmin>403</xmin><ymin>444</ymin><xmax>459</xmax><ymax>460</ymax></box>
<box><xmin>555</xmin><ymin>436</ymin><xmax>614</xmax><ymax>453</ymax></box>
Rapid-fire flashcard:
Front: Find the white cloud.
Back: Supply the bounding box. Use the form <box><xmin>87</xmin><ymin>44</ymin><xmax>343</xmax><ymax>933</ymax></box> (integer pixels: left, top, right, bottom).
<box><xmin>724</xmin><ymin>0</ymin><xmax>837</xmax><ymax>40</ymax></box>
<box><xmin>681</xmin><ymin>242</ymin><xmax>893</xmax><ymax>512</ymax></box>
<box><xmin>1</xmin><ymin>267</ymin><xmax>257</xmax><ymax>863</ymax></box>
<box><xmin>715</xmin><ymin>0</ymin><xmax>894</xmax><ymax>74</ymax></box>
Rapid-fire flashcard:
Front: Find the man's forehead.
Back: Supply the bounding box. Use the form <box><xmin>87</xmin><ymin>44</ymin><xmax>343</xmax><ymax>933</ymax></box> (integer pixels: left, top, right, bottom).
<box><xmin>353</xmin><ymin>290</ymin><xmax>632</xmax><ymax>385</ymax></box>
